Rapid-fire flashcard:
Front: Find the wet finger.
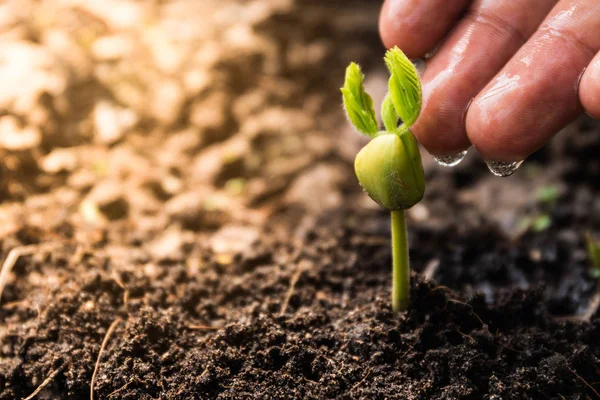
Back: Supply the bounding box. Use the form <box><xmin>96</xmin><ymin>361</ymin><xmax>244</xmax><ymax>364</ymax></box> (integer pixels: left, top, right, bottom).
<box><xmin>379</xmin><ymin>0</ymin><xmax>471</xmax><ymax>58</ymax></box>
<box><xmin>466</xmin><ymin>0</ymin><xmax>600</xmax><ymax>163</ymax></box>
<box><xmin>412</xmin><ymin>0</ymin><xmax>557</xmax><ymax>157</ymax></box>
<box><xmin>579</xmin><ymin>51</ymin><xmax>600</xmax><ymax>119</ymax></box>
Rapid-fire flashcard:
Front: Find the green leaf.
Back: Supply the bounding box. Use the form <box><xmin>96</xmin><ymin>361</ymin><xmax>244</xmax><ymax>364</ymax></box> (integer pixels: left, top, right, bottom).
<box><xmin>585</xmin><ymin>232</ymin><xmax>600</xmax><ymax>271</ymax></box>
<box><xmin>531</xmin><ymin>214</ymin><xmax>551</xmax><ymax>232</ymax></box>
<box><xmin>381</xmin><ymin>94</ymin><xmax>398</xmax><ymax>132</ymax></box>
<box><xmin>385</xmin><ymin>47</ymin><xmax>422</xmax><ymax>128</ymax></box>
<box><xmin>536</xmin><ymin>185</ymin><xmax>559</xmax><ymax>205</ymax></box>
<box><xmin>341</xmin><ymin>62</ymin><xmax>378</xmax><ymax>136</ymax></box>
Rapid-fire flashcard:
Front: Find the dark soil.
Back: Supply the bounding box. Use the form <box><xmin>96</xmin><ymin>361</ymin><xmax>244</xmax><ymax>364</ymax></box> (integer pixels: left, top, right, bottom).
<box><xmin>1</xmin><ymin>1</ymin><xmax>600</xmax><ymax>399</ymax></box>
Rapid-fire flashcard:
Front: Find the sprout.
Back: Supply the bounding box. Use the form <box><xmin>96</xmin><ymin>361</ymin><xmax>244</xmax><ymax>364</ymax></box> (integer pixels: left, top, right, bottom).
<box><xmin>586</xmin><ymin>232</ymin><xmax>600</xmax><ymax>278</ymax></box>
<box><xmin>341</xmin><ymin>63</ymin><xmax>378</xmax><ymax>137</ymax></box>
<box><xmin>342</xmin><ymin>47</ymin><xmax>424</xmax><ymax>312</ymax></box>
<box><xmin>536</xmin><ymin>185</ymin><xmax>559</xmax><ymax>205</ymax></box>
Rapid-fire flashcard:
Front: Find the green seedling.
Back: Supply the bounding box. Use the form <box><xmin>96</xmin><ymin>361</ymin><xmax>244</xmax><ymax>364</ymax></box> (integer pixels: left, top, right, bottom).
<box><xmin>535</xmin><ymin>185</ymin><xmax>559</xmax><ymax>206</ymax></box>
<box><xmin>585</xmin><ymin>232</ymin><xmax>600</xmax><ymax>279</ymax></box>
<box><xmin>517</xmin><ymin>214</ymin><xmax>552</xmax><ymax>234</ymax></box>
<box><xmin>341</xmin><ymin>47</ymin><xmax>424</xmax><ymax>312</ymax></box>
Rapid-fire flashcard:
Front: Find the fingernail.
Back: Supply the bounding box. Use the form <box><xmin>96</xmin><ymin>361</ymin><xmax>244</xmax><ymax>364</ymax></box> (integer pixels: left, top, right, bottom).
<box><xmin>576</xmin><ymin>67</ymin><xmax>587</xmax><ymax>94</ymax></box>
<box><xmin>463</xmin><ymin>98</ymin><xmax>474</xmax><ymax>121</ymax></box>
<box><xmin>431</xmin><ymin>150</ymin><xmax>468</xmax><ymax>167</ymax></box>
<box><xmin>485</xmin><ymin>160</ymin><xmax>524</xmax><ymax>177</ymax></box>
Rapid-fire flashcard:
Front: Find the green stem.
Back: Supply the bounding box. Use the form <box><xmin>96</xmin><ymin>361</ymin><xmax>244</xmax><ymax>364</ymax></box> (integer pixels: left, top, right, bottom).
<box><xmin>391</xmin><ymin>210</ymin><xmax>410</xmax><ymax>312</ymax></box>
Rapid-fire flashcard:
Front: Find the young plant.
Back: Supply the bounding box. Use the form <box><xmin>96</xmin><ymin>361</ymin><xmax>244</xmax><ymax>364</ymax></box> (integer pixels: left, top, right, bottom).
<box><xmin>341</xmin><ymin>47</ymin><xmax>424</xmax><ymax>312</ymax></box>
<box><xmin>585</xmin><ymin>232</ymin><xmax>600</xmax><ymax>279</ymax></box>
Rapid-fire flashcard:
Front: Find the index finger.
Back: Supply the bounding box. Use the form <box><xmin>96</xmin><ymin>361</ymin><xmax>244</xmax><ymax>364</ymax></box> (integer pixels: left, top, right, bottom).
<box><xmin>379</xmin><ymin>0</ymin><xmax>472</xmax><ymax>58</ymax></box>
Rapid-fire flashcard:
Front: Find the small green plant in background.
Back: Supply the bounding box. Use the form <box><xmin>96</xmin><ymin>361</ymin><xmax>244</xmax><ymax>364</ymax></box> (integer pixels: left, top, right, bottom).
<box><xmin>515</xmin><ymin>185</ymin><xmax>560</xmax><ymax>237</ymax></box>
<box><xmin>586</xmin><ymin>232</ymin><xmax>600</xmax><ymax>279</ymax></box>
<box><xmin>535</xmin><ymin>185</ymin><xmax>559</xmax><ymax>206</ymax></box>
<box><xmin>341</xmin><ymin>47</ymin><xmax>424</xmax><ymax>312</ymax></box>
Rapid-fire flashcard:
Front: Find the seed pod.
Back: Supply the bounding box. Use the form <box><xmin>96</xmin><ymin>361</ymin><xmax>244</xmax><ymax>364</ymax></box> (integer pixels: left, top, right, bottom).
<box><xmin>354</xmin><ymin>130</ymin><xmax>425</xmax><ymax>210</ymax></box>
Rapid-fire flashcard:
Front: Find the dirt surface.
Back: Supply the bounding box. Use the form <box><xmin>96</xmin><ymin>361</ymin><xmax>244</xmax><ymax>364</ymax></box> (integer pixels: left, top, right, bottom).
<box><xmin>1</xmin><ymin>0</ymin><xmax>600</xmax><ymax>399</ymax></box>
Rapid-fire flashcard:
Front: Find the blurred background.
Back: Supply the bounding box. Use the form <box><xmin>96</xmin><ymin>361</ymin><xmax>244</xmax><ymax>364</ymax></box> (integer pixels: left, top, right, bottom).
<box><xmin>0</xmin><ymin>0</ymin><xmax>380</xmax><ymax>235</ymax></box>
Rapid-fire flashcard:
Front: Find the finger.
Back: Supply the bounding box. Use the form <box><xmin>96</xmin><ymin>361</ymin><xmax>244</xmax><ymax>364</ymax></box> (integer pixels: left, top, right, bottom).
<box><xmin>466</xmin><ymin>0</ymin><xmax>600</xmax><ymax>162</ymax></box>
<box><xmin>412</xmin><ymin>0</ymin><xmax>557</xmax><ymax>156</ymax></box>
<box><xmin>379</xmin><ymin>0</ymin><xmax>471</xmax><ymax>58</ymax></box>
<box><xmin>579</xmin><ymin>50</ymin><xmax>600</xmax><ymax>119</ymax></box>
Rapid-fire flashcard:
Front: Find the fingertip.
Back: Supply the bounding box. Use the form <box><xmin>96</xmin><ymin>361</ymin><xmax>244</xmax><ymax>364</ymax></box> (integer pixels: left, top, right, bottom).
<box><xmin>379</xmin><ymin>0</ymin><xmax>470</xmax><ymax>58</ymax></box>
<box><xmin>465</xmin><ymin>95</ymin><xmax>530</xmax><ymax>162</ymax></box>
<box><xmin>579</xmin><ymin>54</ymin><xmax>600</xmax><ymax>120</ymax></box>
<box><xmin>379</xmin><ymin>0</ymin><xmax>424</xmax><ymax>58</ymax></box>
<box><xmin>411</xmin><ymin>97</ymin><xmax>472</xmax><ymax>157</ymax></box>
<box><xmin>465</xmin><ymin>98</ymin><xmax>508</xmax><ymax>161</ymax></box>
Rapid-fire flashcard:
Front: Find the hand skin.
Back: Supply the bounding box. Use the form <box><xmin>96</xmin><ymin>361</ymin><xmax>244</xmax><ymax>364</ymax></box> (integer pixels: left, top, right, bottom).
<box><xmin>380</xmin><ymin>0</ymin><xmax>600</xmax><ymax>163</ymax></box>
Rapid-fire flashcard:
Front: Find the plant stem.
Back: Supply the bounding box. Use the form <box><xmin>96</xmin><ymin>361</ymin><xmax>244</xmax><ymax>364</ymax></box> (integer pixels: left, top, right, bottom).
<box><xmin>391</xmin><ymin>210</ymin><xmax>410</xmax><ymax>312</ymax></box>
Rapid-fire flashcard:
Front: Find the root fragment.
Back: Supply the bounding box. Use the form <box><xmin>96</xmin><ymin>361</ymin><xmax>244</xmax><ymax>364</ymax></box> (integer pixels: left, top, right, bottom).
<box><xmin>280</xmin><ymin>260</ymin><xmax>308</xmax><ymax>315</ymax></box>
<box><xmin>566</xmin><ymin>363</ymin><xmax>600</xmax><ymax>399</ymax></box>
<box><xmin>350</xmin><ymin>368</ymin><xmax>373</xmax><ymax>392</ymax></box>
<box><xmin>555</xmin><ymin>285</ymin><xmax>600</xmax><ymax>323</ymax></box>
<box><xmin>90</xmin><ymin>318</ymin><xmax>122</xmax><ymax>400</ymax></box>
<box><xmin>107</xmin><ymin>378</ymin><xmax>135</xmax><ymax>398</ymax></box>
<box><xmin>446</xmin><ymin>299</ymin><xmax>492</xmax><ymax>337</ymax></box>
<box><xmin>0</xmin><ymin>243</ymin><xmax>60</xmax><ymax>303</ymax></box>
<box><xmin>23</xmin><ymin>364</ymin><xmax>66</xmax><ymax>400</ymax></box>
<box><xmin>187</xmin><ymin>324</ymin><xmax>221</xmax><ymax>331</ymax></box>
<box><xmin>580</xmin><ymin>288</ymin><xmax>600</xmax><ymax>322</ymax></box>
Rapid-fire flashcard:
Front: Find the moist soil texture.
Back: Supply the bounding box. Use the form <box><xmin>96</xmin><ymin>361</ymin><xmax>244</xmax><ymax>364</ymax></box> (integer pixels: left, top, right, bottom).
<box><xmin>1</xmin><ymin>1</ymin><xmax>600</xmax><ymax>399</ymax></box>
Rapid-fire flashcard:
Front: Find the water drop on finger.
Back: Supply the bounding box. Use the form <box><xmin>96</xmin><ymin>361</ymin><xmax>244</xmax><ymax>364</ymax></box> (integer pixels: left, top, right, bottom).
<box><xmin>431</xmin><ymin>150</ymin><xmax>468</xmax><ymax>167</ymax></box>
<box><xmin>485</xmin><ymin>160</ymin><xmax>524</xmax><ymax>177</ymax></box>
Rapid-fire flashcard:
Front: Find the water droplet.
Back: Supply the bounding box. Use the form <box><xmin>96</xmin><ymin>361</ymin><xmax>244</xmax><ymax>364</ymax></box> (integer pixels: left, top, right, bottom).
<box><xmin>431</xmin><ymin>150</ymin><xmax>468</xmax><ymax>167</ymax></box>
<box><xmin>485</xmin><ymin>160</ymin><xmax>524</xmax><ymax>177</ymax></box>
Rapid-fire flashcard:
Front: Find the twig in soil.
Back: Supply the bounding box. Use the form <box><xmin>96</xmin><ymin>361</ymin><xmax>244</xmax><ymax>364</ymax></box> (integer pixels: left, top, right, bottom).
<box><xmin>2</xmin><ymin>299</ymin><xmax>42</xmax><ymax>319</ymax></box>
<box><xmin>107</xmin><ymin>378</ymin><xmax>135</xmax><ymax>398</ymax></box>
<box><xmin>71</xmin><ymin>245</ymin><xmax>86</xmax><ymax>264</ymax></box>
<box><xmin>200</xmin><ymin>366</ymin><xmax>210</xmax><ymax>379</ymax></box>
<box><xmin>187</xmin><ymin>324</ymin><xmax>221</xmax><ymax>331</ymax></box>
<box><xmin>90</xmin><ymin>318</ymin><xmax>122</xmax><ymax>400</ymax></box>
<box><xmin>279</xmin><ymin>260</ymin><xmax>308</xmax><ymax>316</ymax></box>
<box><xmin>0</xmin><ymin>243</ymin><xmax>61</xmax><ymax>303</ymax></box>
<box><xmin>566</xmin><ymin>363</ymin><xmax>600</xmax><ymax>399</ymax></box>
<box><xmin>455</xmin><ymin>327</ymin><xmax>476</xmax><ymax>344</ymax></box>
<box><xmin>2</xmin><ymin>299</ymin><xmax>29</xmax><ymax>309</ymax></box>
<box><xmin>350</xmin><ymin>368</ymin><xmax>373</xmax><ymax>392</ymax></box>
<box><xmin>110</xmin><ymin>273</ymin><xmax>129</xmax><ymax>307</ymax></box>
<box><xmin>467</xmin><ymin>354</ymin><xmax>481</xmax><ymax>363</ymax></box>
<box><xmin>556</xmin><ymin>286</ymin><xmax>600</xmax><ymax>323</ymax></box>
<box><xmin>446</xmin><ymin>299</ymin><xmax>493</xmax><ymax>337</ymax></box>
<box><xmin>399</xmin><ymin>344</ymin><xmax>415</xmax><ymax>359</ymax></box>
<box><xmin>23</xmin><ymin>363</ymin><xmax>66</xmax><ymax>400</ymax></box>
<box><xmin>580</xmin><ymin>287</ymin><xmax>600</xmax><ymax>322</ymax></box>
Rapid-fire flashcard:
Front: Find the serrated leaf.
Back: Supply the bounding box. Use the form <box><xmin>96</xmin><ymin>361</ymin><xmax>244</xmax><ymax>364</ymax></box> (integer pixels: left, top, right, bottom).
<box><xmin>341</xmin><ymin>62</ymin><xmax>378</xmax><ymax>136</ymax></box>
<box><xmin>381</xmin><ymin>94</ymin><xmax>398</xmax><ymax>132</ymax></box>
<box><xmin>385</xmin><ymin>47</ymin><xmax>422</xmax><ymax>128</ymax></box>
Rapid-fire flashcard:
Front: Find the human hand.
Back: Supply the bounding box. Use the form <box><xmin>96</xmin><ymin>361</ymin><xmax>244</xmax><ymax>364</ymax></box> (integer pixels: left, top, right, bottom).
<box><xmin>379</xmin><ymin>0</ymin><xmax>600</xmax><ymax>173</ymax></box>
